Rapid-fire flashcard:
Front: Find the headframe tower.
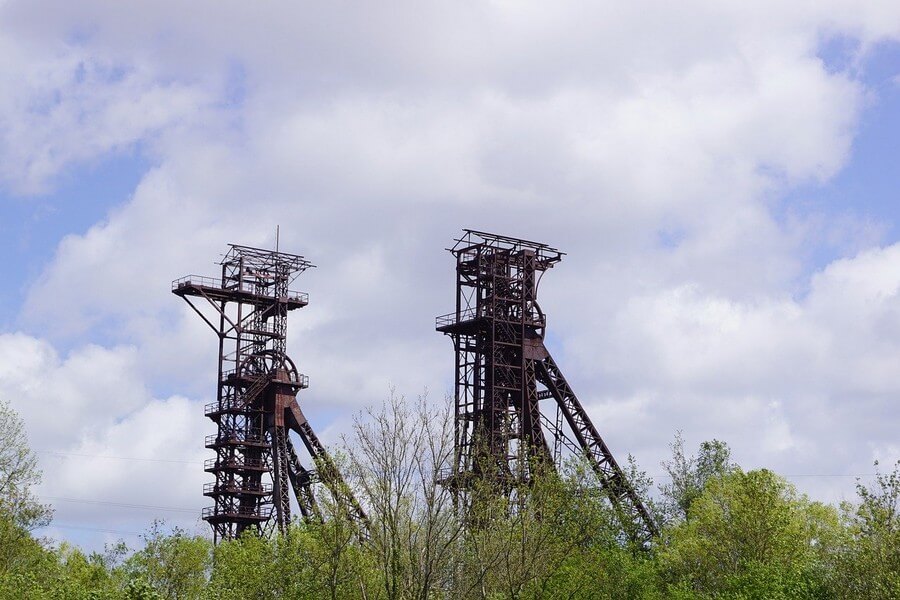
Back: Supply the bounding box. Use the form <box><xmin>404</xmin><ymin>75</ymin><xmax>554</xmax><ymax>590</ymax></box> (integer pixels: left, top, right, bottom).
<box><xmin>173</xmin><ymin>244</ymin><xmax>366</xmax><ymax>542</ymax></box>
<box><xmin>436</xmin><ymin>230</ymin><xmax>657</xmax><ymax>544</ymax></box>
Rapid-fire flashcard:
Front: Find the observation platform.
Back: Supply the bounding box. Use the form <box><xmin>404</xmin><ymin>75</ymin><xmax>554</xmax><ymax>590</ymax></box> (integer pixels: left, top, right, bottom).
<box><xmin>204</xmin><ymin>457</ymin><xmax>268</xmax><ymax>474</ymax></box>
<box><xmin>435</xmin><ymin>308</ymin><xmax>485</xmax><ymax>334</ymax></box>
<box><xmin>205</xmin><ymin>432</ymin><xmax>270</xmax><ymax>450</ymax></box>
<box><xmin>435</xmin><ymin>308</ymin><xmax>546</xmax><ymax>334</ymax></box>
<box><xmin>171</xmin><ymin>276</ymin><xmax>309</xmax><ymax>309</ymax></box>
<box><xmin>202</xmin><ymin>505</ymin><xmax>272</xmax><ymax>524</ymax></box>
<box><xmin>203</xmin><ymin>481</ymin><xmax>273</xmax><ymax>498</ymax></box>
<box><xmin>220</xmin><ymin>370</ymin><xmax>308</xmax><ymax>389</ymax></box>
<box><xmin>204</xmin><ymin>398</ymin><xmax>264</xmax><ymax>418</ymax></box>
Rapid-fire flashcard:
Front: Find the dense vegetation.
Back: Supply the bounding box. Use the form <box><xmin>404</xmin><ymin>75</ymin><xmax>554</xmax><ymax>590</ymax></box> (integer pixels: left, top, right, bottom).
<box><xmin>1</xmin><ymin>395</ymin><xmax>898</xmax><ymax>599</ymax></box>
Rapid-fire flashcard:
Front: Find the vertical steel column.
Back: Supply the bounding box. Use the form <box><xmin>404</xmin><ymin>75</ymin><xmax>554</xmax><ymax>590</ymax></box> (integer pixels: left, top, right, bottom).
<box><xmin>436</xmin><ymin>230</ymin><xmax>658</xmax><ymax>544</ymax></box>
<box><xmin>174</xmin><ymin>244</ymin><xmax>368</xmax><ymax>541</ymax></box>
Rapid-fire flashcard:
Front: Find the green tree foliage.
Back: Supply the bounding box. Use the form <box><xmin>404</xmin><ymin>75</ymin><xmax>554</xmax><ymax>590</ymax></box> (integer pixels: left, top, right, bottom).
<box><xmin>0</xmin><ymin>398</ymin><xmax>52</xmax><ymax>577</ymax></box>
<box><xmin>2</xmin><ymin>396</ymin><xmax>900</xmax><ymax>599</ymax></box>
<box><xmin>343</xmin><ymin>391</ymin><xmax>461</xmax><ymax>599</ymax></box>
<box><xmin>204</xmin><ymin>521</ymin><xmax>372</xmax><ymax>600</ymax></box>
<box><xmin>829</xmin><ymin>461</ymin><xmax>900</xmax><ymax>598</ymax></box>
<box><xmin>124</xmin><ymin>521</ymin><xmax>210</xmax><ymax>599</ymax></box>
<box><xmin>483</xmin><ymin>465</ymin><xmax>663</xmax><ymax>600</ymax></box>
<box><xmin>0</xmin><ymin>525</ymin><xmax>132</xmax><ymax>598</ymax></box>
<box><xmin>658</xmin><ymin>468</ymin><xmax>841</xmax><ymax>599</ymax></box>
<box><xmin>660</xmin><ymin>432</ymin><xmax>736</xmax><ymax>524</ymax></box>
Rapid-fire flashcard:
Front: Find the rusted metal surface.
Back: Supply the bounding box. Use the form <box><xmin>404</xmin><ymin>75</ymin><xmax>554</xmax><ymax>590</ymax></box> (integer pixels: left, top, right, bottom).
<box><xmin>173</xmin><ymin>244</ymin><xmax>367</xmax><ymax>542</ymax></box>
<box><xmin>436</xmin><ymin>230</ymin><xmax>658</xmax><ymax>544</ymax></box>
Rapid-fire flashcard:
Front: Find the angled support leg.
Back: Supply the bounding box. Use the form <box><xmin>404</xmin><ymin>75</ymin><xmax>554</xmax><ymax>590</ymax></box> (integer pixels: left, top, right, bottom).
<box><xmin>535</xmin><ymin>349</ymin><xmax>658</xmax><ymax>544</ymax></box>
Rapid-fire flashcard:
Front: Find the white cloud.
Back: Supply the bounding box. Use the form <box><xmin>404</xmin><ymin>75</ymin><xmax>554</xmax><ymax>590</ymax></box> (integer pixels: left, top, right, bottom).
<box><xmin>0</xmin><ymin>40</ymin><xmax>215</xmax><ymax>194</ymax></box>
<box><xmin>0</xmin><ymin>0</ymin><xmax>898</xmax><ymax>545</ymax></box>
<box><xmin>0</xmin><ymin>333</ymin><xmax>212</xmax><ymax>539</ymax></box>
<box><xmin>45</xmin><ymin>395</ymin><xmax>209</xmax><ymax>509</ymax></box>
<box><xmin>0</xmin><ymin>335</ymin><xmax>149</xmax><ymax>448</ymax></box>
<box><xmin>571</xmin><ymin>243</ymin><xmax>900</xmax><ymax>500</ymax></box>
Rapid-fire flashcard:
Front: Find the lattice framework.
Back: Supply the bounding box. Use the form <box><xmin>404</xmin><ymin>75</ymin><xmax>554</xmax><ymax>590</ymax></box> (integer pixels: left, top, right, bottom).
<box><xmin>436</xmin><ymin>230</ymin><xmax>657</xmax><ymax>544</ymax></box>
<box><xmin>174</xmin><ymin>244</ymin><xmax>367</xmax><ymax>542</ymax></box>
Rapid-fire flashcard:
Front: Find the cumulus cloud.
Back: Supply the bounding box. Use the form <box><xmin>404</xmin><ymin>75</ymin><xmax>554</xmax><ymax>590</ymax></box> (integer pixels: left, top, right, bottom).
<box><xmin>563</xmin><ymin>243</ymin><xmax>900</xmax><ymax>499</ymax></box>
<box><xmin>0</xmin><ymin>36</ymin><xmax>216</xmax><ymax>194</ymax></box>
<box><xmin>0</xmin><ymin>0</ymin><xmax>898</xmax><ymax>546</ymax></box>
<box><xmin>0</xmin><ymin>333</ymin><xmax>211</xmax><ymax>539</ymax></box>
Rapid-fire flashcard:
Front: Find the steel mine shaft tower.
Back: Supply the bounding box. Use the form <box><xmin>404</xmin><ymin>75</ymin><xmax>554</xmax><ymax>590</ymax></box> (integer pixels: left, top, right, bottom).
<box><xmin>173</xmin><ymin>244</ymin><xmax>366</xmax><ymax>542</ymax></box>
<box><xmin>435</xmin><ymin>230</ymin><xmax>658</xmax><ymax>544</ymax></box>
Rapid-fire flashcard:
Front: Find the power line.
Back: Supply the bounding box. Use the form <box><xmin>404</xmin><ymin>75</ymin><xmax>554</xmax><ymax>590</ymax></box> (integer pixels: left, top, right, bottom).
<box><xmin>38</xmin><ymin>450</ymin><xmax>201</xmax><ymax>465</ymax></box>
<box><xmin>37</xmin><ymin>451</ymin><xmax>880</xmax><ymax>478</ymax></box>
<box><xmin>39</xmin><ymin>523</ymin><xmax>142</xmax><ymax>536</ymax></box>
<box><xmin>42</xmin><ymin>496</ymin><xmax>198</xmax><ymax>514</ymax></box>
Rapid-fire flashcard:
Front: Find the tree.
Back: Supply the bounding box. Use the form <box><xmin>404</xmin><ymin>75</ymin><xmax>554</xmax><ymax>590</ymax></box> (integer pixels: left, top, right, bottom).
<box><xmin>453</xmin><ymin>459</ymin><xmax>664</xmax><ymax>600</ymax></box>
<box><xmin>204</xmin><ymin>531</ymin><xmax>276</xmax><ymax>600</ymax></box>
<box><xmin>303</xmin><ymin>516</ymin><xmax>375</xmax><ymax>600</ymax></box>
<box><xmin>455</xmin><ymin>470</ymin><xmax>573</xmax><ymax>599</ymax></box>
<box><xmin>830</xmin><ymin>461</ymin><xmax>900</xmax><ymax>598</ymax></box>
<box><xmin>659</xmin><ymin>432</ymin><xmax>736</xmax><ymax>524</ymax></box>
<box><xmin>125</xmin><ymin>521</ymin><xmax>211</xmax><ymax>599</ymax></box>
<box><xmin>0</xmin><ymin>398</ymin><xmax>52</xmax><ymax>576</ymax></box>
<box><xmin>205</xmin><ymin>521</ymin><xmax>366</xmax><ymax>600</ymax></box>
<box><xmin>344</xmin><ymin>390</ymin><xmax>463</xmax><ymax>599</ymax></box>
<box><xmin>658</xmin><ymin>468</ymin><xmax>840</xmax><ymax>598</ymax></box>
<box><xmin>51</xmin><ymin>542</ymin><xmax>129</xmax><ymax>599</ymax></box>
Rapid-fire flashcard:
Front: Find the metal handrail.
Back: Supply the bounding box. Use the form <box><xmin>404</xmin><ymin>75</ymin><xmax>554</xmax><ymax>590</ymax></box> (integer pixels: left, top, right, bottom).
<box><xmin>204</xmin><ymin>431</ymin><xmax>266</xmax><ymax>446</ymax></box>
<box><xmin>435</xmin><ymin>307</ymin><xmax>547</xmax><ymax>328</ymax></box>
<box><xmin>204</xmin><ymin>457</ymin><xmax>266</xmax><ymax>471</ymax></box>
<box><xmin>435</xmin><ymin>307</ymin><xmax>479</xmax><ymax>327</ymax></box>
<box><xmin>219</xmin><ymin>371</ymin><xmax>308</xmax><ymax>388</ymax></box>
<box><xmin>202</xmin><ymin>505</ymin><xmax>273</xmax><ymax>520</ymax></box>
<box><xmin>220</xmin><ymin>368</ymin><xmax>256</xmax><ymax>382</ymax></box>
<box><xmin>172</xmin><ymin>275</ymin><xmax>222</xmax><ymax>290</ymax></box>
<box><xmin>171</xmin><ymin>276</ymin><xmax>309</xmax><ymax>304</ymax></box>
<box><xmin>286</xmin><ymin>291</ymin><xmax>309</xmax><ymax>304</ymax></box>
<box><xmin>204</xmin><ymin>398</ymin><xmax>265</xmax><ymax>415</ymax></box>
<box><xmin>204</xmin><ymin>400</ymin><xmax>245</xmax><ymax>415</ymax></box>
<box><xmin>240</xmin><ymin>321</ymin><xmax>282</xmax><ymax>336</ymax></box>
<box><xmin>203</xmin><ymin>481</ymin><xmax>273</xmax><ymax>495</ymax></box>
<box><xmin>435</xmin><ymin>466</ymin><xmax>456</xmax><ymax>481</ymax></box>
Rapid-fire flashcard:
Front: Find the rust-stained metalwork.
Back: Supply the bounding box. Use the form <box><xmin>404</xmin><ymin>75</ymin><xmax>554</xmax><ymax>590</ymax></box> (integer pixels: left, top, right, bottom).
<box><xmin>174</xmin><ymin>244</ymin><xmax>367</xmax><ymax>542</ymax></box>
<box><xmin>436</xmin><ymin>230</ymin><xmax>658</xmax><ymax>545</ymax></box>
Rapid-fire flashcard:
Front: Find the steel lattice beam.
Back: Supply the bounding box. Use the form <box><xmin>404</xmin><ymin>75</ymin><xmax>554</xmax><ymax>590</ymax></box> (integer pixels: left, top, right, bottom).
<box><xmin>174</xmin><ymin>244</ymin><xmax>367</xmax><ymax>542</ymax></box>
<box><xmin>436</xmin><ymin>229</ymin><xmax>657</xmax><ymax>544</ymax></box>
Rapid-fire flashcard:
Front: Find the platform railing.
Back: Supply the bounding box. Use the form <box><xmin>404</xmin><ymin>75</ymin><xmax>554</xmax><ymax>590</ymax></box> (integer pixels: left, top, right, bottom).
<box><xmin>435</xmin><ymin>307</ymin><xmax>479</xmax><ymax>328</ymax></box>
<box><xmin>219</xmin><ymin>370</ymin><xmax>308</xmax><ymax>389</ymax></box>
<box><xmin>172</xmin><ymin>275</ymin><xmax>221</xmax><ymax>290</ymax></box>
<box><xmin>204</xmin><ymin>431</ymin><xmax>267</xmax><ymax>447</ymax></box>
<box><xmin>204</xmin><ymin>457</ymin><xmax>267</xmax><ymax>471</ymax></box>
<box><xmin>203</xmin><ymin>481</ymin><xmax>273</xmax><ymax>495</ymax></box>
<box><xmin>171</xmin><ymin>276</ymin><xmax>308</xmax><ymax>304</ymax></box>
<box><xmin>202</xmin><ymin>505</ymin><xmax>272</xmax><ymax>520</ymax></box>
<box><xmin>204</xmin><ymin>398</ymin><xmax>261</xmax><ymax>416</ymax></box>
<box><xmin>286</xmin><ymin>290</ymin><xmax>310</xmax><ymax>304</ymax></box>
<box><xmin>435</xmin><ymin>306</ymin><xmax>547</xmax><ymax>329</ymax></box>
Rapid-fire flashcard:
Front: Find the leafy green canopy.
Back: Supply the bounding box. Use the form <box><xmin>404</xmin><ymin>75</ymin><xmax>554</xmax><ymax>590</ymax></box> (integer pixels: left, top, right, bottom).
<box><xmin>0</xmin><ymin>396</ymin><xmax>898</xmax><ymax>599</ymax></box>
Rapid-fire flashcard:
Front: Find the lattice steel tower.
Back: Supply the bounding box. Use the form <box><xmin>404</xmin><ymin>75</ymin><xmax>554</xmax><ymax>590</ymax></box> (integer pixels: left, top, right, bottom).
<box><xmin>173</xmin><ymin>244</ymin><xmax>366</xmax><ymax>542</ymax></box>
<box><xmin>436</xmin><ymin>230</ymin><xmax>657</xmax><ymax>544</ymax></box>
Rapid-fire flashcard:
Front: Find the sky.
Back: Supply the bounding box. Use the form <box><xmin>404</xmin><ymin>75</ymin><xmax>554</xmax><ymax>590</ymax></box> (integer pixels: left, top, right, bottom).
<box><xmin>0</xmin><ymin>1</ymin><xmax>898</xmax><ymax>551</ymax></box>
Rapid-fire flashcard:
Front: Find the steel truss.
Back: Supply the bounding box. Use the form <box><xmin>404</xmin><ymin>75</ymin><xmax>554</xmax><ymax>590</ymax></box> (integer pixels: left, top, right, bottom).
<box><xmin>436</xmin><ymin>230</ymin><xmax>657</xmax><ymax>544</ymax></box>
<box><xmin>174</xmin><ymin>244</ymin><xmax>367</xmax><ymax>542</ymax></box>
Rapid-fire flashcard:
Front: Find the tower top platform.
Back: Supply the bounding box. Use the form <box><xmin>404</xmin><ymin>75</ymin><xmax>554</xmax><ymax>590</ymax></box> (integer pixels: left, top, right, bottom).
<box><xmin>449</xmin><ymin>229</ymin><xmax>565</xmax><ymax>268</ymax></box>
<box><xmin>223</xmin><ymin>244</ymin><xmax>315</xmax><ymax>280</ymax></box>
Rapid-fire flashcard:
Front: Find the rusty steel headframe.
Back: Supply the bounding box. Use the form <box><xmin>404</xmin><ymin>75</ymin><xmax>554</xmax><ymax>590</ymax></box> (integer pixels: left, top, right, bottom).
<box><xmin>173</xmin><ymin>244</ymin><xmax>367</xmax><ymax>542</ymax></box>
<box><xmin>436</xmin><ymin>229</ymin><xmax>658</xmax><ymax>545</ymax></box>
